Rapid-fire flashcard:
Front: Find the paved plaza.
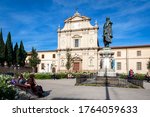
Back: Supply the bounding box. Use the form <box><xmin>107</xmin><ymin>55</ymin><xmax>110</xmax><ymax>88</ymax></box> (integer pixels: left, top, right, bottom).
<box><xmin>36</xmin><ymin>79</ymin><xmax>150</xmax><ymax>100</ymax></box>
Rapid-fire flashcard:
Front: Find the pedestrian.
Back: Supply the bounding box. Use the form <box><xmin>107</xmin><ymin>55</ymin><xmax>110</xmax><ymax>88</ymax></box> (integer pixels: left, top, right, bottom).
<box><xmin>26</xmin><ymin>74</ymin><xmax>44</xmax><ymax>97</ymax></box>
<box><xmin>52</xmin><ymin>73</ymin><xmax>56</xmax><ymax>80</ymax></box>
<box><xmin>145</xmin><ymin>71</ymin><xmax>150</xmax><ymax>82</ymax></box>
<box><xmin>128</xmin><ymin>69</ymin><xmax>134</xmax><ymax>82</ymax></box>
<box><xmin>18</xmin><ymin>74</ymin><xmax>26</xmax><ymax>85</ymax></box>
<box><xmin>128</xmin><ymin>69</ymin><xmax>134</xmax><ymax>79</ymax></box>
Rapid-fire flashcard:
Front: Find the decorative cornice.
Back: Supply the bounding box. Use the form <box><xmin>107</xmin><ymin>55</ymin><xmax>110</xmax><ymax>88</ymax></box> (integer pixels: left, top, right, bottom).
<box><xmin>57</xmin><ymin>27</ymin><xmax>99</xmax><ymax>33</ymax></box>
<box><xmin>72</xmin><ymin>57</ymin><xmax>82</xmax><ymax>61</ymax></box>
<box><xmin>27</xmin><ymin>45</ymin><xmax>150</xmax><ymax>55</ymax></box>
<box><xmin>57</xmin><ymin>47</ymin><xmax>99</xmax><ymax>51</ymax></box>
<box><xmin>99</xmin><ymin>45</ymin><xmax>150</xmax><ymax>49</ymax></box>
<box><xmin>37</xmin><ymin>50</ymin><xmax>57</xmax><ymax>52</ymax></box>
<box><xmin>65</xmin><ymin>19</ymin><xmax>90</xmax><ymax>23</ymax></box>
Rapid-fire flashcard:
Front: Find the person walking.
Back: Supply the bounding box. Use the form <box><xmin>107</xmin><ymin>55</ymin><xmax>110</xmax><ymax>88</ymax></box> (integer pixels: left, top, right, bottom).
<box><xmin>145</xmin><ymin>71</ymin><xmax>150</xmax><ymax>82</ymax></box>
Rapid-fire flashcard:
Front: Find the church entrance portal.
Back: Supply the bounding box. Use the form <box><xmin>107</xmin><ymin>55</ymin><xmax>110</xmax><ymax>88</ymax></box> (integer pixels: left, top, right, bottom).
<box><xmin>52</xmin><ymin>67</ymin><xmax>56</xmax><ymax>73</ymax></box>
<box><xmin>73</xmin><ymin>62</ymin><xmax>80</xmax><ymax>72</ymax></box>
<box><xmin>72</xmin><ymin>57</ymin><xmax>82</xmax><ymax>72</ymax></box>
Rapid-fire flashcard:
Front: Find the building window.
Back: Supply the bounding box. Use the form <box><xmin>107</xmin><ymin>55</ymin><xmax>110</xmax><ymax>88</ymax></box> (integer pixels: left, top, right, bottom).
<box><xmin>117</xmin><ymin>51</ymin><xmax>121</xmax><ymax>57</ymax></box>
<box><xmin>41</xmin><ymin>63</ymin><xmax>45</xmax><ymax>69</ymax></box>
<box><xmin>41</xmin><ymin>54</ymin><xmax>44</xmax><ymax>59</ymax></box>
<box><xmin>74</xmin><ymin>39</ymin><xmax>79</xmax><ymax>47</ymax></box>
<box><xmin>137</xmin><ymin>62</ymin><xmax>142</xmax><ymax>70</ymax></box>
<box><xmin>89</xmin><ymin>59</ymin><xmax>93</xmax><ymax>66</ymax></box>
<box><xmin>137</xmin><ymin>51</ymin><xmax>141</xmax><ymax>56</ymax></box>
<box><xmin>117</xmin><ymin>62</ymin><xmax>121</xmax><ymax>70</ymax></box>
<box><xmin>61</xmin><ymin>60</ymin><xmax>64</xmax><ymax>67</ymax></box>
<box><xmin>52</xmin><ymin>54</ymin><xmax>55</xmax><ymax>58</ymax></box>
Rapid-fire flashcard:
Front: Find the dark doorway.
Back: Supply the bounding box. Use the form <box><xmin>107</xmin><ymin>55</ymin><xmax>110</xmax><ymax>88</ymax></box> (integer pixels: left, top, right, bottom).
<box><xmin>52</xmin><ymin>67</ymin><xmax>56</xmax><ymax>73</ymax></box>
<box><xmin>73</xmin><ymin>62</ymin><xmax>80</xmax><ymax>72</ymax></box>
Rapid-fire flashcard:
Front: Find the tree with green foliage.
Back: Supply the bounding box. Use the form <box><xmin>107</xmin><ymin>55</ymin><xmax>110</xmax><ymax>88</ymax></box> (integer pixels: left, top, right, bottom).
<box><xmin>29</xmin><ymin>47</ymin><xmax>41</xmax><ymax>73</ymax></box>
<box><xmin>65</xmin><ymin>49</ymin><xmax>72</xmax><ymax>71</ymax></box>
<box><xmin>13</xmin><ymin>42</ymin><xmax>18</xmax><ymax>66</ymax></box>
<box><xmin>147</xmin><ymin>58</ymin><xmax>150</xmax><ymax>70</ymax></box>
<box><xmin>17</xmin><ymin>41</ymin><xmax>27</xmax><ymax>67</ymax></box>
<box><xmin>0</xmin><ymin>29</ymin><xmax>5</xmax><ymax>66</ymax></box>
<box><xmin>5</xmin><ymin>32</ymin><xmax>13</xmax><ymax>67</ymax></box>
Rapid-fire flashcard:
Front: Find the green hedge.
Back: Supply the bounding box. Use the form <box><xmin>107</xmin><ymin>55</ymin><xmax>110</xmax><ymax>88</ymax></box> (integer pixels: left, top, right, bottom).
<box><xmin>119</xmin><ymin>73</ymin><xmax>145</xmax><ymax>80</ymax></box>
<box><xmin>35</xmin><ymin>73</ymin><xmax>52</xmax><ymax>79</ymax></box>
<box><xmin>134</xmin><ymin>73</ymin><xmax>145</xmax><ymax>80</ymax></box>
<box><xmin>119</xmin><ymin>74</ymin><xmax>127</xmax><ymax>79</ymax></box>
<box><xmin>56</xmin><ymin>72</ymin><xmax>68</xmax><ymax>79</ymax></box>
<box><xmin>23</xmin><ymin>73</ymin><xmax>52</xmax><ymax>79</ymax></box>
<box><xmin>22</xmin><ymin>72</ymin><xmax>95</xmax><ymax>80</ymax></box>
<box><xmin>23</xmin><ymin>72</ymin><xmax>68</xmax><ymax>80</ymax></box>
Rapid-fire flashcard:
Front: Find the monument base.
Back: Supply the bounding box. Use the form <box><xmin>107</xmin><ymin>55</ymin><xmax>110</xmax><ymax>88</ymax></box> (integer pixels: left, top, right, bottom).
<box><xmin>98</xmin><ymin>69</ymin><xmax>116</xmax><ymax>77</ymax></box>
<box><xmin>98</xmin><ymin>47</ymin><xmax>116</xmax><ymax>77</ymax></box>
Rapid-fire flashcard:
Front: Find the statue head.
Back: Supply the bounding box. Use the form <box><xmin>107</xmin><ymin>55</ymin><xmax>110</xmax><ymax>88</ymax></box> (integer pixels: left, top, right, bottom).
<box><xmin>106</xmin><ymin>17</ymin><xmax>110</xmax><ymax>21</ymax></box>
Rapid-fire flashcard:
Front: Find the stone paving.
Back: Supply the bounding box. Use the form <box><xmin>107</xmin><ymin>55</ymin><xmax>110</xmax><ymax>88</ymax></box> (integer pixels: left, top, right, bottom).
<box><xmin>36</xmin><ymin>79</ymin><xmax>150</xmax><ymax>100</ymax></box>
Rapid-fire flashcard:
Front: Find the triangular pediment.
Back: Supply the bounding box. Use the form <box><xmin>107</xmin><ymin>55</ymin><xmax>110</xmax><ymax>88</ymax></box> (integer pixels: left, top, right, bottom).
<box><xmin>71</xmin><ymin>16</ymin><xmax>83</xmax><ymax>21</ymax></box>
<box><xmin>72</xmin><ymin>57</ymin><xmax>82</xmax><ymax>61</ymax></box>
<box><xmin>65</xmin><ymin>11</ymin><xmax>90</xmax><ymax>23</ymax></box>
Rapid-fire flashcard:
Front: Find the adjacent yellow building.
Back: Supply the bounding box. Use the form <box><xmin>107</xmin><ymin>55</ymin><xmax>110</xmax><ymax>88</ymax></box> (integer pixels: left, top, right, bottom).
<box><xmin>111</xmin><ymin>45</ymin><xmax>150</xmax><ymax>74</ymax></box>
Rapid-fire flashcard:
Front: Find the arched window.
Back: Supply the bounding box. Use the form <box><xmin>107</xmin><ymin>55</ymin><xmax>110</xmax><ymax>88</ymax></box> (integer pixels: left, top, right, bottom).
<box><xmin>90</xmin><ymin>59</ymin><xmax>93</xmax><ymax>66</ymax></box>
<box><xmin>61</xmin><ymin>60</ymin><xmax>64</xmax><ymax>67</ymax></box>
<box><xmin>41</xmin><ymin>63</ymin><xmax>45</xmax><ymax>69</ymax></box>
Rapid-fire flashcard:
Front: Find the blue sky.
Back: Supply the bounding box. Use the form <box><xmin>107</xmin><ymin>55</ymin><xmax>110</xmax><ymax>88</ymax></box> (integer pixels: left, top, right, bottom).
<box><xmin>0</xmin><ymin>0</ymin><xmax>150</xmax><ymax>51</ymax></box>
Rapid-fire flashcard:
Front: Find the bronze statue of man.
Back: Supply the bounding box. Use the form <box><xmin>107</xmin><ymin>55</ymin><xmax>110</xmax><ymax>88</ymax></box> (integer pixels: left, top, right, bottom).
<box><xmin>103</xmin><ymin>17</ymin><xmax>113</xmax><ymax>47</ymax></box>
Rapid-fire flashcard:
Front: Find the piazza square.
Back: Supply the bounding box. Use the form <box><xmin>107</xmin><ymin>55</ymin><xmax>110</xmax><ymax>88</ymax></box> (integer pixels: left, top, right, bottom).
<box><xmin>0</xmin><ymin>0</ymin><xmax>150</xmax><ymax>101</ymax></box>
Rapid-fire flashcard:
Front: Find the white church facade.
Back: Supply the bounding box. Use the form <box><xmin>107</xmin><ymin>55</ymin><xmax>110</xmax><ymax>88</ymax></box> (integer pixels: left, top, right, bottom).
<box><xmin>31</xmin><ymin>11</ymin><xmax>150</xmax><ymax>74</ymax></box>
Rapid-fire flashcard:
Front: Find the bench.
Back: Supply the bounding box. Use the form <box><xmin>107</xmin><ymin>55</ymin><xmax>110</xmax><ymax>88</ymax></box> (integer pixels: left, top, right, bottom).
<box><xmin>15</xmin><ymin>84</ymin><xmax>31</xmax><ymax>92</ymax></box>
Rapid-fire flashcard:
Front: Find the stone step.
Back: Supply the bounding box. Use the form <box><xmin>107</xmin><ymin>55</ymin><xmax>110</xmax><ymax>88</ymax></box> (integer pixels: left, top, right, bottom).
<box><xmin>96</xmin><ymin>76</ymin><xmax>117</xmax><ymax>79</ymax></box>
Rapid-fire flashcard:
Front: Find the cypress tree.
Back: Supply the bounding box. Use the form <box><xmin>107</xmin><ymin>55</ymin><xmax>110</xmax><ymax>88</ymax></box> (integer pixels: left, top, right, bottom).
<box><xmin>65</xmin><ymin>49</ymin><xmax>72</xmax><ymax>72</ymax></box>
<box><xmin>29</xmin><ymin>47</ymin><xmax>41</xmax><ymax>72</ymax></box>
<box><xmin>5</xmin><ymin>32</ymin><xmax>13</xmax><ymax>67</ymax></box>
<box><xmin>17</xmin><ymin>40</ymin><xmax>27</xmax><ymax>67</ymax></box>
<box><xmin>13</xmin><ymin>42</ymin><xmax>18</xmax><ymax>66</ymax></box>
<box><xmin>0</xmin><ymin>29</ymin><xmax>5</xmax><ymax>66</ymax></box>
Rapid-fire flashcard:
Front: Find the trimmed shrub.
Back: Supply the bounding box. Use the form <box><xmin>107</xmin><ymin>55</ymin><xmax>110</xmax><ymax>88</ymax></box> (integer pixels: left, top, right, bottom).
<box><xmin>23</xmin><ymin>72</ymin><xmax>68</xmax><ymax>80</ymax></box>
<box><xmin>23</xmin><ymin>72</ymin><xmax>30</xmax><ymax>79</ymax></box>
<box><xmin>22</xmin><ymin>72</ymin><xmax>96</xmax><ymax>80</ymax></box>
<box><xmin>119</xmin><ymin>73</ymin><xmax>145</xmax><ymax>80</ymax></box>
<box><xmin>134</xmin><ymin>73</ymin><xmax>145</xmax><ymax>80</ymax></box>
<box><xmin>56</xmin><ymin>72</ymin><xmax>67</xmax><ymax>79</ymax></box>
<box><xmin>35</xmin><ymin>73</ymin><xmax>52</xmax><ymax>79</ymax></box>
<box><xmin>119</xmin><ymin>74</ymin><xmax>127</xmax><ymax>79</ymax></box>
<box><xmin>72</xmin><ymin>72</ymin><xmax>83</xmax><ymax>78</ymax></box>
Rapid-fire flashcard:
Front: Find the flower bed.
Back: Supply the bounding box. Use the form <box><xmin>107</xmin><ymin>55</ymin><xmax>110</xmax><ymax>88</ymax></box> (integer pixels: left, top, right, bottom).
<box><xmin>0</xmin><ymin>75</ymin><xmax>17</xmax><ymax>99</ymax></box>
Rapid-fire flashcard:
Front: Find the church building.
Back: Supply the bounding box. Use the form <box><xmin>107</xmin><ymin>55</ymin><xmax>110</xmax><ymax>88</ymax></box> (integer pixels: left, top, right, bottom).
<box><xmin>32</xmin><ymin>11</ymin><xmax>150</xmax><ymax>74</ymax></box>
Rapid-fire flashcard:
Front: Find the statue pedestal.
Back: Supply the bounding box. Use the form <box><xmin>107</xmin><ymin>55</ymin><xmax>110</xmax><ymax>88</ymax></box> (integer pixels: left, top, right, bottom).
<box><xmin>98</xmin><ymin>47</ymin><xmax>116</xmax><ymax>77</ymax></box>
